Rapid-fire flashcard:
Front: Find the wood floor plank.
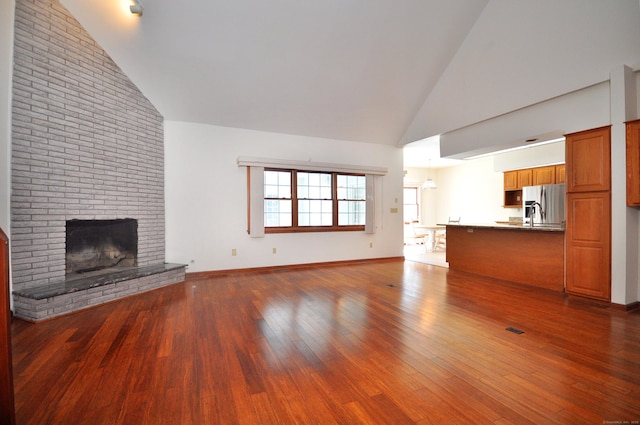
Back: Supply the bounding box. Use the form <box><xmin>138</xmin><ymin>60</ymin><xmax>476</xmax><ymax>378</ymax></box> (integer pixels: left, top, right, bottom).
<box><xmin>10</xmin><ymin>259</ymin><xmax>640</xmax><ymax>424</ymax></box>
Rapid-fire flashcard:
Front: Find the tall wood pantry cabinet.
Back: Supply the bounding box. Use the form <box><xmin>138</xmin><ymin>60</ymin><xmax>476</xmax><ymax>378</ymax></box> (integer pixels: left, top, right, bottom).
<box><xmin>627</xmin><ymin>119</ymin><xmax>640</xmax><ymax>206</ymax></box>
<box><xmin>565</xmin><ymin>126</ymin><xmax>611</xmax><ymax>301</ymax></box>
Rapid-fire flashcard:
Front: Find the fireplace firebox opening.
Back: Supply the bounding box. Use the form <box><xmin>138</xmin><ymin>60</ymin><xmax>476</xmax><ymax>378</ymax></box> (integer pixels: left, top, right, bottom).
<box><xmin>66</xmin><ymin>219</ymin><xmax>138</xmax><ymax>274</ymax></box>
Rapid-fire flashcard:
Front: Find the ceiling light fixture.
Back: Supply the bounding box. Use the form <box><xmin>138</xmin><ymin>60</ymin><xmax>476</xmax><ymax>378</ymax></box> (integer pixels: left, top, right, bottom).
<box><xmin>130</xmin><ymin>0</ymin><xmax>143</xmax><ymax>16</ymax></box>
<box><xmin>421</xmin><ymin>159</ymin><xmax>437</xmax><ymax>189</ymax></box>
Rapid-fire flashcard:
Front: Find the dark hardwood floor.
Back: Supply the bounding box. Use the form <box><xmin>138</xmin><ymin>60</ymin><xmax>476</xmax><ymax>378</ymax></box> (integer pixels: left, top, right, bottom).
<box><xmin>10</xmin><ymin>259</ymin><xmax>640</xmax><ymax>424</ymax></box>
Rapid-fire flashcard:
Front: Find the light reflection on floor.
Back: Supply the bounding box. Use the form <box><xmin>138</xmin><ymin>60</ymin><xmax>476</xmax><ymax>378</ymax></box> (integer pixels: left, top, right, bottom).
<box><xmin>403</xmin><ymin>243</ymin><xmax>448</xmax><ymax>268</ymax></box>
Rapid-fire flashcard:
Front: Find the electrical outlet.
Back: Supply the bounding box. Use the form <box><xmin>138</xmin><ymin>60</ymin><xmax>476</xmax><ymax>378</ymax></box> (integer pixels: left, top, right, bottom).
<box><xmin>272</xmin><ymin>247</ymin><xmax>277</xmax><ymax>254</ymax></box>
<box><xmin>232</xmin><ymin>248</ymin><xmax>237</xmax><ymax>256</ymax></box>
<box><xmin>369</xmin><ymin>242</ymin><xmax>373</xmax><ymax>248</ymax></box>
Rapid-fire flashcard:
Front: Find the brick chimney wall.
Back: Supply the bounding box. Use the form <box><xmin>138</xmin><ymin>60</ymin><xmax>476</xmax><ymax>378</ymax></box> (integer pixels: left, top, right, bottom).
<box><xmin>11</xmin><ymin>0</ymin><xmax>166</xmax><ymax>291</ymax></box>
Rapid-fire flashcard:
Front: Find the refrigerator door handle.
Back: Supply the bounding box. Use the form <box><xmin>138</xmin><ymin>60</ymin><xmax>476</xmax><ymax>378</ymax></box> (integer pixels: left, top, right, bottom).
<box><xmin>540</xmin><ymin>186</ymin><xmax>547</xmax><ymax>223</ymax></box>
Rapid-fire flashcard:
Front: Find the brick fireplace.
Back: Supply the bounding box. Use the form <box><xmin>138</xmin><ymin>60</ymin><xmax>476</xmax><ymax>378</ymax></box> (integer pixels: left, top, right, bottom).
<box><xmin>10</xmin><ymin>0</ymin><xmax>185</xmax><ymax>321</ymax></box>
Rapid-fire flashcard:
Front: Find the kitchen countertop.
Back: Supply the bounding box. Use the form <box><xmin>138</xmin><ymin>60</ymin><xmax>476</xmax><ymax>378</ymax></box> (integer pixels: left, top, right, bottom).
<box><xmin>441</xmin><ymin>222</ymin><xmax>565</xmax><ymax>232</ymax></box>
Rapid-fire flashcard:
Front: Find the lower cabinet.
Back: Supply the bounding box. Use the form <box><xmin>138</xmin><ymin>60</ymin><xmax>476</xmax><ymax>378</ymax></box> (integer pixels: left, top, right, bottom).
<box><xmin>565</xmin><ymin>192</ymin><xmax>611</xmax><ymax>301</ymax></box>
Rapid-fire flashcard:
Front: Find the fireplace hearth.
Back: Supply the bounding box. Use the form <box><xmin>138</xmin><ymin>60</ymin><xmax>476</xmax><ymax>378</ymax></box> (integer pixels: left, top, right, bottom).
<box><xmin>66</xmin><ymin>219</ymin><xmax>138</xmax><ymax>274</ymax></box>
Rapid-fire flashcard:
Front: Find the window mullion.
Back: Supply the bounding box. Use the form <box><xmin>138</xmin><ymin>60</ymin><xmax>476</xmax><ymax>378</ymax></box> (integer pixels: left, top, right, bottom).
<box><xmin>332</xmin><ymin>173</ymin><xmax>338</xmax><ymax>227</ymax></box>
<box><xmin>292</xmin><ymin>171</ymin><xmax>298</xmax><ymax>228</ymax></box>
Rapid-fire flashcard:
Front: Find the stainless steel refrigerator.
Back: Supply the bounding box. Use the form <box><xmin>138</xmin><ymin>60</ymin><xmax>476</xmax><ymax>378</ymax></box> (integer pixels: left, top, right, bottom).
<box><xmin>522</xmin><ymin>184</ymin><xmax>566</xmax><ymax>226</ymax></box>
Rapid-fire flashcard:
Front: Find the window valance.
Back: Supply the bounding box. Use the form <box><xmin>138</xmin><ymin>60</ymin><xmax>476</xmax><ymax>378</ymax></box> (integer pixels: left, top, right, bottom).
<box><xmin>237</xmin><ymin>156</ymin><xmax>387</xmax><ymax>176</ymax></box>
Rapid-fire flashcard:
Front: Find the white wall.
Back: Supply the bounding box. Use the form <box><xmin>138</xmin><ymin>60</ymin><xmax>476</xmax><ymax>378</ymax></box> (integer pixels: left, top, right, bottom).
<box><xmin>405</xmin><ymin>157</ymin><xmax>517</xmax><ymax>227</ymax></box>
<box><xmin>493</xmin><ymin>141</ymin><xmax>565</xmax><ymax>172</ymax></box>
<box><xmin>440</xmin><ymin>82</ymin><xmax>610</xmax><ymax>159</ymax></box>
<box><xmin>165</xmin><ymin>121</ymin><xmax>404</xmax><ymax>273</ymax></box>
<box><xmin>0</xmin><ymin>1</ymin><xmax>13</xmax><ymax>234</ymax></box>
<box><xmin>402</xmin><ymin>167</ymin><xmax>438</xmax><ymax>225</ymax></box>
<box><xmin>434</xmin><ymin>157</ymin><xmax>515</xmax><ymax>225</ymax></box>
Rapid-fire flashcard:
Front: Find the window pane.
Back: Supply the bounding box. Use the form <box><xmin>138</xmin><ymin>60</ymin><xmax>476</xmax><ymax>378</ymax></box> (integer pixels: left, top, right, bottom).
<box><xmin>337</xmin><ymin>175</ymin><xmax>366</xmax><ymax>200</ymax></box>
<box><xmin>265</xmin><ymin>185</ymin><xmax>279</xmax><ymax>198</ymax></box>
<box><xmin>265</xmin><ymin>171</ymin><xmax>279</xmax><ymax>185</ymax></box>
<box><xmin>278</xmin><ymin>186</ymin><xmax>290</xmax><ymax>198</ymax></box>
<box><xmin>403</xmin><ymin>187</ymin><xmax>418</xmax><ymax>222</ymax></box>
<box><xmin>321</xmin><ymin>200</ymin><xmax>332</xmax><ymax>225</ymax></box>
<box><xmin>298</xmin><ymin>172</ymin><xmax>308</xmax><ymax>186</ymax></box>
<box><xmin>298</xmin><ymin>172</ymin><xmax>331</xmax><ymax>200</ymax></box>
<box><xmin>298</xmin><ymin>198</ymin><xmax>332</xmax><ymax>226</ymax></box>
<box><xmin>264</xmin><ymin>200</ymin><xmax>292</xmax><ymax>227</ymax></box>
<box><xmin>309</xmin><ymin>173</ymin><xmax>319</xmax><ymax>186</ymax></box>
<box><xmin>265</xmin><ymin>170</ymin><xmax>291</xmax><ymax>199</ymax></box>
<box><xmin>309</xmin><ymin>186</ymin><xmax>320</xmax><ymax>199</ymax></box>
<box><xmin>338</xmin><ymin>200</ymin><xmax>365</xmax><ymax>225</ymax></box>
<box><xmin>320</xmin><ymin>186</ymin><xmax>332</xmax><ymax>199</ymax></box>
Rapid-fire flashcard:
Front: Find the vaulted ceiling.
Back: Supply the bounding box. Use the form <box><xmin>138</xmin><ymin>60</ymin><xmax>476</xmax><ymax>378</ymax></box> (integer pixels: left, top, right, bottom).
<box><xmin>60</xmin><ymin>0</ymin><xmax>640</xmax><ymax>154</ymax></box>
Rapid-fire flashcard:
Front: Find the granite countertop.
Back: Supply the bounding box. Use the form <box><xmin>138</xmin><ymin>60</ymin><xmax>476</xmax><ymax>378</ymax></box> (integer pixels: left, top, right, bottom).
<box><xmin>14</xmin><ymin>263</ymin><xmax>187</xmax><ymax>300</ymax></box>
<box><xmin>441</xmin><ymin>222</ymin><xmax>565</xmax><ymax>232</ymax></box>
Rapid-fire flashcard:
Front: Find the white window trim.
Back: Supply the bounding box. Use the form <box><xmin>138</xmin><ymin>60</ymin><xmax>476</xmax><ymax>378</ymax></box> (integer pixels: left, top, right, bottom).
<box><xmin>248</xmin><ymin>166</ymin><xmax>265</xmax><ymax>237</ymax></box>
<box><xmin>237</xmin><ymin>156</ymin><xmax>387</xmax><ymax>176</ymax></box>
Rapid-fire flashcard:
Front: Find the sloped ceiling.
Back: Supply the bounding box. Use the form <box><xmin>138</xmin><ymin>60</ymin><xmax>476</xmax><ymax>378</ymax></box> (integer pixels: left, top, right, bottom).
<box><xmin>59</xmin><ymin>0</ymin><xmax>639</xmax><ymax>152</ymax></box>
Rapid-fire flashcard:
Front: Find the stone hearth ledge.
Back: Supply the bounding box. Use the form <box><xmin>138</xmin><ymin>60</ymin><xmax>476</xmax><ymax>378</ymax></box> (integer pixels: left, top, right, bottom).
<box><xmin>12</xmin><ymin>263</ymin><xmax>186</xmax><ymax>322</ymax></box>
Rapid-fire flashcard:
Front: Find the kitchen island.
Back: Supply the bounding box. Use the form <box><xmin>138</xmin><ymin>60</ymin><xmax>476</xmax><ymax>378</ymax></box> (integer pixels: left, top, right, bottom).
<box><xmin>445</xmin><ymin>223</ymin><xmax>565</xmax><ymax>291</ymax></box>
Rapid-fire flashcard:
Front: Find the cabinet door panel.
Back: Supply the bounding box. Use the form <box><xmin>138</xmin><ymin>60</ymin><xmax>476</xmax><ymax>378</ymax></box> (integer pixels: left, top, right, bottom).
<box><xmin>532</xmin><ymin>166</ymin><xmax>556</xmax><ymax>185</ymax></box>
<box><xmin>627</xmin><ymin>119</ymin><xmax>640</xmax><ymax>206</ymax></box>
<box><xmin>517</xmin><ymin>169</ymin><xmax>532</xmax><ymax>188</ymax></box>
<box><xmin>565</xmin><ymin>192</ymin><xmax>611</xmax><ymax>300</ymax></box>
<box><xmin>555</xmin><ymin>164</ymin><xmax>565</xmax><ymax>184</ymax></box>
<box><xmin>566</xmin><ymin>127</ymin><xmax>611</xmax><ymax>192</ymax></box>
<box><xmin>504</xmin><ymin>171</ymin><xmax>518</xmax><ymax>191</ymax></box>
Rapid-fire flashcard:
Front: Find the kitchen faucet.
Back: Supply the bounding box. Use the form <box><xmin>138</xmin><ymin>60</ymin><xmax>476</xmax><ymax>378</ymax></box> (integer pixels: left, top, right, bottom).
<box><xmin>529</xmin><ymin>201</ymin><xmax>544</xmax><ymax>227</ymax></box>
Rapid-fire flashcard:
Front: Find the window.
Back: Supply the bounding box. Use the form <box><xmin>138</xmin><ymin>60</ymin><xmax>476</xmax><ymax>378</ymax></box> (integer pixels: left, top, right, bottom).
<box><xmin>264</xmin><ymin>170</ymin><xmax>292</xmax><ymax>227</ymax></box>
<box><xmin>337</xmin><ymin>174</ymin><xmax>366</xmax><ymax>225</ymax></box>
<box><xmin>264</xmin><ymin>169</ymin><xmax>366</xmax><ymax>232</ymax></box>
<box><xmin>403</xmin><ymin>187</ymin><xmax>419</xmax><ymax>223</ymax></box>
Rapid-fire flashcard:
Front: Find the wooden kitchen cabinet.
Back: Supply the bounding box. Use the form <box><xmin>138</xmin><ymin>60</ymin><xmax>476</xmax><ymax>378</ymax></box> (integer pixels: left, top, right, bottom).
<box><xmin>504</xmin><ymin>170</ymin><xmax>518</xmax><ymax>191</ymax></box>
<box><xmin>566</xmin><ymin>126</ymin><xmax>611</xmax><ymax>193</ymax></box>
<box><xmin>446</xmin><ymin>225</ymin><xmax>565</xmax><ymax>291</ymax></box>
<box><xmin>503</xmin><ymin>165</ymin><xmax>564</xmax><ymax>208</ymax></box>
<box><xmin>565</xmin><ymin>192</ymin><xmax>611</xmax><ymax>300</ymax></box>
<box><xmin>626</xmin><ymin>119</ymin><xmax>640</xmax><ymax>206</ymax></box>
<box><xmin>555</xmin><ymin>164</ymin><xmax>565</xmax><ymax>184</ymax></box>
<box><xmin>532</xmin><ymin>165</ymin><xmax>556</xmax><ymax>185</ymax></box>
<box><xmin>503</xmin><ymin>170</ymin><xmax>526</xmax><ymax>207</ymax></box>
<box><xmin>565</xmin><ymin>126</ymin><xmax>611</xmax><ymax>301</ymax></box>
<box><xmin>517</xmin><ymin>169</ymin><xmax>532</xmax><ymax>188</ymax></box>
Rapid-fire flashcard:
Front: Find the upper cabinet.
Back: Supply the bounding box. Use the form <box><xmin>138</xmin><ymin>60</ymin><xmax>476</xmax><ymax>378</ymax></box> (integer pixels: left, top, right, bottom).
<box><xmin>627</xmin><ymin>119</ymin><xmax>640</xmax><ymax>206</ymax></box>
<box><xmin>504</xmin><ymin>169</ymin><xmax>531</xmax><ymax>191</ymax></box>
<box><xmin>504</xmin><ymin>170</ymin><xmax>518</xmax><ymax>191</ymax></box>
<box><xmin>532</xmin><ymin>166</ymin><xmax>556</xmax><ymax>185</ymax></box>
<box><xmin>566</xmin><ymin>126</ymin><xmax>611</xmax><ymax>193</ymax></box>
<box><xmin>517</xmin><ymin>169</ymin><xmax>532</xmax><ymax>188</ymax></box>
<box><xmin>555</xmin><ymin>164</ymin><xmax>566</xmax><ymax>184</ymax></box>
<box><xmin>503</xmin><ymin>164</ymin><xmax>564</xmax><ymax>208</ymax></box>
